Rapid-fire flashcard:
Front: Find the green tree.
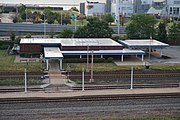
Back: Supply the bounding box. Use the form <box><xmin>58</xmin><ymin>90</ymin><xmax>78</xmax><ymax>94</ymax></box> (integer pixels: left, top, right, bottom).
<box><xmin>77</xmin><ymin>14</ymin><xmax>86</xmax><ymax>25</ymax></box>
<box><xmin>10</xmin><ymin>33</ymin><xmax>16</xmax><ymax>41</ymax></box>
<box><xmin>156</xmin><ymin>22</ymin><xmax>167</xmax><ymax>42</ymax></box>
<box><xmin>57</xmin><ymin>29</ymin><xmax>73</xmax><ymax>38</ymax></box>
<box><xmin>56</xmin><ymin>12</ymin><xmax>71</xmax><ymax>25</ymax></box>
<box><xmin>69</xmin><ymin>7</ymin><xmax>79</xmax><ymax>12</ymax></box>
<box><xmin>126</xmin><ymin>14</ymin><xmax>157</xmax><ymax>39</ymax></box>
<box><xmin>168</xmin><ymin>22</ymin><xmax>180</xmax><ymax>43</ymax></box>
<box><xmin>74</xmin><ymin>18</ymin><xmax>114</xmax><ymax>38</ymax></box>
<box><xmin>43</xmin><ymin>8</ymin><xmax>55</xmax><ymax>24</ymax></box>
<box><xmin>18</xmin><ymin>4</ymin><xmax>26</xmax><ymax>21</ymax></box>
<box><xmin>101</xmin><ymin>13</ymin><xmax>114</xmax><ymax>25</ymax></box>
<box><xmin>32</xmin><ymin>11</ymin><xmax>41</xmax><ymax>23</ymax></box>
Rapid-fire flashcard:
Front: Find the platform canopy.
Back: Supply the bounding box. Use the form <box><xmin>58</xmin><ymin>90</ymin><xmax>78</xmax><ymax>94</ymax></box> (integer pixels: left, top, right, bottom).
<box><xmin>44</xmin><ymin>47</ymin><xmax>63</xmax><ymax>59</ymax></box>
<box><xmin>118</xmin><ymin>39</ymin><xmax>169</xmax><ymax>49</ymax></box>
<box><xmin>61</xmin><ymin>49</ymin><xmax>145</xmax><ymax>55</ymax></box>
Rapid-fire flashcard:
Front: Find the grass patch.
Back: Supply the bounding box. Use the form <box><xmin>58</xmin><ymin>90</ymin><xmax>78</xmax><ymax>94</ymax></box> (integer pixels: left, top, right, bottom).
<box><xmin>0</xmin><ymin>50</ymin><xmax>43</xmax><ymax>72</ymax></box>
<box><xmin>64</xmin><ymin>63</ymin><xmax>144</xmax><ymax>72</ymax></box>
<box><xmin>150</xmin><ymin>64</ymin><xmax>180</xmax><ymax>71</ymax></box>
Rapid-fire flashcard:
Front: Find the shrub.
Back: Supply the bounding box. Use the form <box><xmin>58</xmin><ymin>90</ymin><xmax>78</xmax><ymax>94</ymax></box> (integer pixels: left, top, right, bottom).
<box><xmin>63</xmin><ymin>58</ymin><xmax>113</xmax><ymax>63</ymax></box>
<box><xmin>25</xmin><ymin>34</ymin><xmax>32</xmax><ymax>38</ymax></box>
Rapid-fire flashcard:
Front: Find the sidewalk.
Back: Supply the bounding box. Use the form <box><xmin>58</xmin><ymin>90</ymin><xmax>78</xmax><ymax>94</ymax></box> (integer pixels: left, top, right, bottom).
<box><xmin>0</xmin><ymin>88</ymin><xmax>180</xmax><ymax>99</ymax></box>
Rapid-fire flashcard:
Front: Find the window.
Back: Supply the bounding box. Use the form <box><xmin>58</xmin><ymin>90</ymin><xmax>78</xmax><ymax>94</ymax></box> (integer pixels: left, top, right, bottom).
<box><xmin>170</xmin><ymin>7</ymin><xmax>172</xmax><ymax>14</ymax></box>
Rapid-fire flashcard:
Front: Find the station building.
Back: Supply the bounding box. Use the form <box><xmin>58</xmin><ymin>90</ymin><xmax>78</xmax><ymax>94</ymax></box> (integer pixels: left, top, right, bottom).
<box><xmin>20</xmin><ymin>38</ymin><xmax>152</xmax><ymax>70</ymax></box>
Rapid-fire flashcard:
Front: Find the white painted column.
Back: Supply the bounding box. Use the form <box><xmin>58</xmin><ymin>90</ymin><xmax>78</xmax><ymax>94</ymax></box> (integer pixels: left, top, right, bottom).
<box><xmin>46</xmin><ymin>59</ymin><xmax>49</xmax><ymax>70</ymax></box>
<box><xmin>121</xmin><ymin>55</ymin><xmax>124</xmax><ymax>62</ymax></box>
<box><xmin>60</xmin><ymin>59</ymin><xmax>62</xmax><ymax>70</ymax></box>
<box><xmin>101</xmin><ymin>55</ymin><xmax>103</xmax><ymax>58</ymax></box>
<box><xmin>136</xmin><ymin>54</ymin><xmax>138</xmax><ymax>58</ymax></box>
<box><xmin>80</xmin><ymin>55</ymin><xmax>82</xmax><ymax>58</ymax></box>
<box><xmin>142</xmin><ymin>55</ymin><xmax>144</xmax><ymax>61</ymax></box>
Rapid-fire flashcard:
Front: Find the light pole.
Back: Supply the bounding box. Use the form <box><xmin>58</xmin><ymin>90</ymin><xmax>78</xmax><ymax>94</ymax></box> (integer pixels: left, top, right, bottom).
<box><xmin>43</xmin><ymin>14</ymin><xmax>46</xmax><ymax>38</ymax></box>
<box><xmin>61</xmin><ymin>11</ymin><xmax>63</xmax><ymax>25</ymax></box>
<box><xmin>25</xmin><ymin>8</ymin><xmax>27</xmax><ymax>22</ymax></box>
<box><xmin>74</xmin><ymin>14</ymin><xmax>77</xmax><ymax>31</ymax></box>
<box><xmin>117</xmin><ymin>1</ymin><xmax>120</xmax><ymax>34</ymax></box>
<box><xmin>149</xmin><ymin>35</ymin><xmax>152</xmax><ymax>59</ymax></box>
<box><xmin>90</xmin><ymin>50</ymin><xmax>94</xmax><ymax>82</ymax></box>
<box><xmin>82</xmin><ymin>67</ymin><xmax>85</xmax><ymax>91</ymax></box>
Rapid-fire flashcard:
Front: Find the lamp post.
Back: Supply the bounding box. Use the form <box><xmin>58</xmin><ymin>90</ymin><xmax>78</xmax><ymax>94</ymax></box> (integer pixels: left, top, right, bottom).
<box><xmin>24</xmin><ymin>68</ymin><xmax>27</xmax><ymax>93</ymax></box>
<box><xmin>86</xmin><ymin>45</ymin><xmax>89</xmax><ymax>72</ymax></box>
<box><xmin>61</xmin><ymin>11</ymin><xmax>63</xmax><ymax>26</ymax></box>
<box><xmin>43</xmin><ymin>14</ymin><xmax>46</xmax><ymax>38</ymax></box>
<box><xmin>130</xmin><ymin>66</ymin><xmax>133</xmax><ymax>90</ymax></box>
<box><xmin>149</xmin><ymin>35</ymin><xmax>152</xmax><ymax>59</ymax></box>
<box><xmin>82</xmin><ymin>67</ymin><xmax>85</xmax><ymax>91</ymax></box>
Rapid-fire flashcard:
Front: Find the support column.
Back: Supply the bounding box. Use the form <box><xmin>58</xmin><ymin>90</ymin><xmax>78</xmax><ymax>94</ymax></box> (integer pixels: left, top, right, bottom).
<box><xmin>160</xmin><ymin>49</ymin><xmax>162</xmax><ymax>57</ymax></box>
<box><xmin>80</xmin><ymin>55</ymin><xmax>82</xmax><ymax>58</ymax></box>
<box><xmin>46</xmin><ymin>59</ymin><xmax>49</xmax><ymax>70</ymax></box>
<box><xmin>60</xmin><ymin>59</ymin><xmax>62</xmax><ymax>70</ymax></box>
<box><xmin>136</xmin><ymin>54</ymin><xmax>138</xmax><ymax>58</ymax></box>
<box><xmin>121</xmin><ymin>55</ymin><xmax>124</xmax><ymax>62</ymax></box>
<box><xmin>142</xmin><ymin>55</ymin><xmax>144</xmax><ymax>61</ymax></box>
<box><xmin>101</xmin><ymin>55</ymin><xmax>103</xmax><ymax>58</ymax></box>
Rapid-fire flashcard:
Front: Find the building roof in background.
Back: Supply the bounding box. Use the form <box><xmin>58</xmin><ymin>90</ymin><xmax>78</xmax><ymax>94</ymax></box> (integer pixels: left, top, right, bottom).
<box><xmin>153</xmin><ymin>0</ymin><xmax>165</xmax><ymax>3</ymax></box>
<box><xmin>20</xmin><ymin>38</ymin><xmax>122</xmax><ymax>46</ymax></box>
<box><xmin>118</xmin><ymin>39</ymin><xmax>169</xmax><ymax>49</ymax></box>
<box><xmin>147</xmin><ymin>7</ymin><xmax>163</xmax><ymax>14</ymax></box>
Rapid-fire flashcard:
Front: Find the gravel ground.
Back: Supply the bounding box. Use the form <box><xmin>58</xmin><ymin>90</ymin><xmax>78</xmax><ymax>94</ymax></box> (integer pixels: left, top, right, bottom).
<box><xmin>0</xmin><ymin>97</ymin><xmax>180</xmax><ymax>120</ymax></box>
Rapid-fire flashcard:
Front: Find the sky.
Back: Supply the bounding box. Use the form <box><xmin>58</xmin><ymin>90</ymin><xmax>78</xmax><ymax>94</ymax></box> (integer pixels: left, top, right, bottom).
<box><xmin>0</xmin><ymin>0</ymin><xmax>106</xmax><ymax>4</ymax></box>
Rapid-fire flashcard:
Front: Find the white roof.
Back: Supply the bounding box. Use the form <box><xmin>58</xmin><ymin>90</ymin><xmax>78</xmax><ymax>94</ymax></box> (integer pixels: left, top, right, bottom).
<box><xmin>44</xmin><ymin>47</ymin><xmax>63</xmax><ymax>59</ymax></box>
<box><xmin>147</xmin><ymin>7</ymin><xmax>163</xmax><ymax>14</ymax></box>
<box><xmin>120</xmin><ymin>39</ymin><xmax>169</xmax><ymax>46</ymax></box>
<box><xmin>20</xmin><ymin>38</ymin><xmax>122</xmax><ymax>46</ymax></box>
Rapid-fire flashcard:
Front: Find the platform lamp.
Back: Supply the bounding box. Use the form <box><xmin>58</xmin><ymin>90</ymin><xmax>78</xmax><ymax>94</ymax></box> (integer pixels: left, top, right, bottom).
<box><xmin>24</xmin><ymin>61</ymin><xmax>28</xmax><ymax>93</ymax></box>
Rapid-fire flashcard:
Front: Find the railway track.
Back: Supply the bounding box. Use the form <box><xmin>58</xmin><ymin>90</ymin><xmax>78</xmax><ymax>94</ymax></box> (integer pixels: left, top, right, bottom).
<box><xmin>0</xmin><ymin>93</ymin><xmax>180</xmax><ymax>104</ymax></box>
<box><xmin>72</xmin><ymin>83</ymin><xmax>180</xmax><ymax>90</ymax></box>
<box><xmin>0</xmin><ymin>87</ymin><xmax>44</xmax><ymax>92</ymax></box>
<box><xmin>69</xmin><ymin>72</ymin><xmax>180</xmax><ymax>80</ymax></box>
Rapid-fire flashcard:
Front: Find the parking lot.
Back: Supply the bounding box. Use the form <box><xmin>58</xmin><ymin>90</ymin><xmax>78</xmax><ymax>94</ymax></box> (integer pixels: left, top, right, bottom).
<box><xmin>149</xmin><ymin>46</ymin><xmax>180</xmax><ymax>64</ymax></box>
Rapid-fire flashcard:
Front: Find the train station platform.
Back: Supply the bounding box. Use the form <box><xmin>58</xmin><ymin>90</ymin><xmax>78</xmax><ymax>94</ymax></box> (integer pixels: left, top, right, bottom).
<box><xmin>0</xmin><ymin>88</ymin><xmax>179</xmax><ymax>99</ymax></box>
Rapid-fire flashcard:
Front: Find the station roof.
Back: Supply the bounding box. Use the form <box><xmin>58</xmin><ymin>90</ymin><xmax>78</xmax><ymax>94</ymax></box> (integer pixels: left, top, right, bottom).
<box><xmin>118</xmin><ymin>39</ymin><xmax>169</xmax><ymax>49</ymax></box>
<box><xmin>20</xmin><ymin>38</ymin><xmax>122</xmax><ymax>46</ymax></box>
<box><xmin>44</xmin><ymin>47</ymin><xmax>63</xmax><ymax>59</ymax></box>
<box><xmin>62</xmin><ymin>49</ymin><xmax>145</xmax><ymax>55</ymax></box>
